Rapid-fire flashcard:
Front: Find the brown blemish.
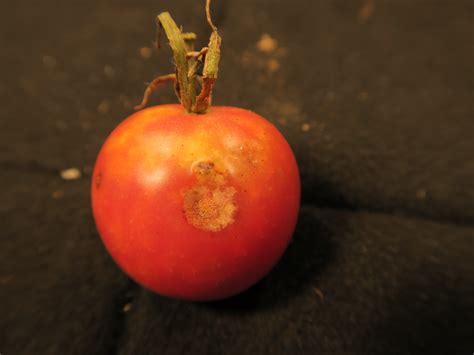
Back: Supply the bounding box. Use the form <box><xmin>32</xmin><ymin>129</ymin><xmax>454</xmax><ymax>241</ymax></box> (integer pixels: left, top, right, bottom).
<box><xmin>95</xmin><ymin>172</ymin><xmax>102</xmax><ymax>189</ymax></box>
<box><xmin>196</xmin><ymin>161</ymin><xmax>215</xmax><ymax>174</ymax></box>
<box><xmin>183</xmin><ymin>161</ymin><xmax>237</xmax><ymax>232</ymax></box>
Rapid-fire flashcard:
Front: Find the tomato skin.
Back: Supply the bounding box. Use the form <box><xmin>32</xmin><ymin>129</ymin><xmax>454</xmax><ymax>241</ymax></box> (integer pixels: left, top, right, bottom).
<box><xmin>91</xmin><ymin>104</ymin><xmax>300</xmax><ymax>301</ymax></box>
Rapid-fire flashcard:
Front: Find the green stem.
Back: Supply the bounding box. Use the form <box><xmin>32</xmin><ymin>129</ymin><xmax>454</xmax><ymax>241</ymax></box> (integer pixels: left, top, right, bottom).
<box><xmin>155</xmin><ymin>0</ymin><xmax>221</xmax><ymax>114</ymax></box>
<box><xmin>157</xmin><ymin>12</ymin><xmax>195</xmax><ymax>110</ymax></box>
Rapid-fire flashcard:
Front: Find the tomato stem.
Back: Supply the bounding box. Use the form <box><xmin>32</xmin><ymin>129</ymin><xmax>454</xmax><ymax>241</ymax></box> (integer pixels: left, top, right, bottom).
<box><xmin>136</xmin><ymin>0</ymin><xmax>221</xmax><ymax>114</ymax></box>
<box><xmin>134</xmin><ymin>73</ymin><xmax>176</xmax><ymax>111</ymax></box>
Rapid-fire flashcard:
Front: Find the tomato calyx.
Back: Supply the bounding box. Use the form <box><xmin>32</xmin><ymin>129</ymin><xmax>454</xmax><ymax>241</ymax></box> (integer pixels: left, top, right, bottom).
<box><xmin>135</xmin><ymin>0</ymin><xmax>221</xmax><ymax>114</ymax></box>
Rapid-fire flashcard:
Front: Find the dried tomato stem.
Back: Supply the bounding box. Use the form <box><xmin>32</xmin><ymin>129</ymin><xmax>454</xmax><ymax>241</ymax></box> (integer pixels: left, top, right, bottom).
<box><xmin>134</xmin><ymin>73</ymin><xmax>176</xmax><ymax>110</ymax></box>
<box><xmin>136</xmin><ymin>0</ymin><xmax>221</xmax><ymax>114</ymax></box>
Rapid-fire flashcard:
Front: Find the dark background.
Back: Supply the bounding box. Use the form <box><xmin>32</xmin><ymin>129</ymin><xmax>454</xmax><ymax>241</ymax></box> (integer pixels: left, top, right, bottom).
<box><xmin>2</xmin><ymin>0</ymin><xmax>473</xmax><ymax>354</ymax></box>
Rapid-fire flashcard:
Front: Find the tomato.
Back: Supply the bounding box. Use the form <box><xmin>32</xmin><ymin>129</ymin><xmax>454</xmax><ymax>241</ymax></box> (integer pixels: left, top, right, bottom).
<box><xmin>91</xmin><ymin>104</ymin><xmax>300</xmax><ymax>300</ymax></box>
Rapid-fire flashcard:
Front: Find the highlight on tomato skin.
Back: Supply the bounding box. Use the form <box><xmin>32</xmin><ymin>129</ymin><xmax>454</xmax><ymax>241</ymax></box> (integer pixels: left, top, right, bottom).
<box><xmin>91</xmin><ymin>104</ymin><xmax>300</xmax><ymax>301</ymax></box>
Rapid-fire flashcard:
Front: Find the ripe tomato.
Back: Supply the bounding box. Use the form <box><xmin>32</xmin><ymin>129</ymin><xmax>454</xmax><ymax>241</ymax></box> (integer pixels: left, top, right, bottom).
<box><xmin>91</xmin><ymin>104</ymin><xmax>300</xmax><ymax>300</ymax></box>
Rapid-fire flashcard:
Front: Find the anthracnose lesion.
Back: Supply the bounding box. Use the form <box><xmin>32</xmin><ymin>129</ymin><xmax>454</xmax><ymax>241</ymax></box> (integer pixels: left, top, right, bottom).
<box><xmin>195</xmin><ymin>161</ymin><xmax>215</xmax><ymax>174</ymax></box>
<box><xmin>183</xmin><ymin>160</ymin><xmax>237</xmax><ymax>232</ymax></box>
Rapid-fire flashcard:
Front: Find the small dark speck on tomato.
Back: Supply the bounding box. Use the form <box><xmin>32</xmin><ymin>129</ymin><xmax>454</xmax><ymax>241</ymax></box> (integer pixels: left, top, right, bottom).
<box><xmin>95</xmin><ymin>173</ymin><xmax>102</xmax><ymax>189</ymax></box>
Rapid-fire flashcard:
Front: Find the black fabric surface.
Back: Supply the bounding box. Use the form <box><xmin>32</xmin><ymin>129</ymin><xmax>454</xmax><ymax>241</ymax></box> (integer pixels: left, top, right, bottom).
<box><xmin>1</xmin><ymin>0</ymin><xmax>473</xmax><ymax>354</ymax></box>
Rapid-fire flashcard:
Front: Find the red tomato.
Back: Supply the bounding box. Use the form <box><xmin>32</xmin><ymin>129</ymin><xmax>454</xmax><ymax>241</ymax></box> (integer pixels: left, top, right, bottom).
<box><xmin>91</xmin><ymin>104</ymin><xmax>300</xmax><ymax>300</ymax></box>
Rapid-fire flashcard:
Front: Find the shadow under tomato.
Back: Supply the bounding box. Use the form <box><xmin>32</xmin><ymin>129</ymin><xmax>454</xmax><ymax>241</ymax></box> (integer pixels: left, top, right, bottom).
<box><xmin>199</xmin><ymin>205</ymin><xmax>341</xmax><ymax>313</ymax></box>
